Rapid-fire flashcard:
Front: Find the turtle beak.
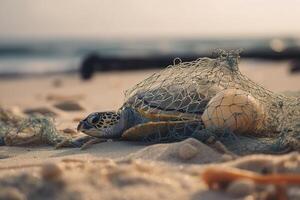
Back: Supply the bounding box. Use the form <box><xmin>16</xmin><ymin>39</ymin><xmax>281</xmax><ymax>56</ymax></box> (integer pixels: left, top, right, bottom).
<box><xmin>77</xmin><ymin>120</ymin><xmax>93</xmax><ymax>132</ymax></box>
<box><xmin>77</xmin><ymin>121</ymin><xmax>84</xmax><ymax>132</ymax></box>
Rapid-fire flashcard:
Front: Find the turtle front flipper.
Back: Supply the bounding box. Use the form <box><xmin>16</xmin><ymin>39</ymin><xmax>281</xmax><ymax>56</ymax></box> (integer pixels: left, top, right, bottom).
<box><xmin>55</xmin><ymin>135</ymin><xmax>110</xmax><ymax>149</ymax></box>
<box><xmin>121</xmin><ymin>120</ymin><xmax>206</xmax><ymax>142</ymax></box>
<box><xmin>55</xmin><ymin>135</ymin><xmax>93</xmax><ymax>148</ymax></box>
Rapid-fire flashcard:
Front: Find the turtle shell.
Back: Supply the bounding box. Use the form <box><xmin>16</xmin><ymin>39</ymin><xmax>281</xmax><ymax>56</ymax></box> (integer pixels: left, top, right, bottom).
<box><xmin>122</xmin><ymin>56</ymin><xmax>231</xmax><ymax>121</ymax></box>
<box><xmin>116</xmin><ymin>49</ymin><xmax>300</xmax><ymax>152</ymax></box>
<box><xmin>124</xmin><ymin>84</ymin><xmax>223</xmax><ymax>121</ymax></box>
<box><xmin>122</xmin><ymin>49</ymin><xmax>293</xmax><ymax>135</ymax></box>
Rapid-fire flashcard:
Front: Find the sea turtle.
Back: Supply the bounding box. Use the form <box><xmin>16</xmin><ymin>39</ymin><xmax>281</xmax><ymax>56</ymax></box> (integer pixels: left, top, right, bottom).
<box><xmin>57</xmin><ymin>49</ymin><xmax>300</xmax><ymax>154</ymax></box>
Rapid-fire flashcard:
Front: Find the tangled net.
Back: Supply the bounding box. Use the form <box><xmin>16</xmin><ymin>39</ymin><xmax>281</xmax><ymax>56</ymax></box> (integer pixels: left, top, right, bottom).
<box><xmin>124</xmin><ymin>49</ymin><xmax>300</xmax><ymax>152</ymax></box>
<box><xmin>0</xmin><ymin>107</ymin><xmax>68</xmax><ymax>146</ymax></box>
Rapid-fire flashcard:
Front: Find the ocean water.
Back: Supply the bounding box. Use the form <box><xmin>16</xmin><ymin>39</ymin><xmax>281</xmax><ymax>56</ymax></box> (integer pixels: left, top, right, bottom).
<box><xmin>0</xmin><ymin>38</ymin><xmax>295</xmax><ymax>76</ymax></box>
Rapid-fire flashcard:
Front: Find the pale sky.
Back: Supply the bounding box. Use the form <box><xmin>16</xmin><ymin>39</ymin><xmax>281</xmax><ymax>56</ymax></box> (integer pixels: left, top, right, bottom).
<box><xmin>1</xmin><ymin>0</ymin><xmax>300</xmax><ymax>40</ymax></box>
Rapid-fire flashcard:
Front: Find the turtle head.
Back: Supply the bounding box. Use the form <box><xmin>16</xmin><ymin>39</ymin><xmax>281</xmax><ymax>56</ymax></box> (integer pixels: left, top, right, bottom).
<box><xmin>77</xmin><ymin>111</ymin><xmax>127</xmax><ymax>138</ymax></box>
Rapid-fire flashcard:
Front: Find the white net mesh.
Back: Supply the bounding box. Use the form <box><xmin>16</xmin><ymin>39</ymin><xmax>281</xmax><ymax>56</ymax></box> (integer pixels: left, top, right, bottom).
<box><xmin>123</xmin><ymin>49</ymin><xmax>300</xmax><ymax>152</ymax></box>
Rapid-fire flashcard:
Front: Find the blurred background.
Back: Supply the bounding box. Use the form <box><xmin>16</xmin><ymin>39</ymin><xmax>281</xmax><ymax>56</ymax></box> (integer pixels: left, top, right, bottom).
<box><xmin>0</xmin><ymin>0</ymin><xmax>300</xmax><ymax>79</ymax></box>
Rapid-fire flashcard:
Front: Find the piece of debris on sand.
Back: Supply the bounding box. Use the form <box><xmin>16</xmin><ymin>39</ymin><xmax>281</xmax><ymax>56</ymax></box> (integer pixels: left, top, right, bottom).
<box><xmin>53</xmin><ymin>101</ymin><xmax>85</xmax><ymax>111</ymax></box>
<box><xmin>202</xmin><ymin>152</ymin><xmax>300</xmax><ymax>200</ymax></box>
<box><xmin>0</xmin><ymin>106</ymin><xmax>70</xmax><ymax>146</ymax></box>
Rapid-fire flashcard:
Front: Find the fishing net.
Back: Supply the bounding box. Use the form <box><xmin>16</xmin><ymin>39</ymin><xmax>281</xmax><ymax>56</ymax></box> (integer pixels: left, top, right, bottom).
<box><xmin>0</xmin><ymin>107</ymin><xmax>68</xmax><ymax>146</ymax></box>
<box><xmin>124</xmin><ymin>49</ymin><xmax>300</xmax><ymax>153</ymax></box>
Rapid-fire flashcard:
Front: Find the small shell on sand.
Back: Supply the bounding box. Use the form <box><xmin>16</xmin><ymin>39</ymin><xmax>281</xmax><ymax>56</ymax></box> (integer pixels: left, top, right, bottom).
<box><xmin>61</xmin><ymin>128</ymin><xmax>77</xmax><ymax>135</ymax></box>
<box><xmin>178</xmin><ymin>143</ymin><xmax>199</xmax><ymax>160</ymax></box>
<box><xmin>53</xmin><ymin>101</ymin><xmax>84</xmax><ymax>111</ymax></box>
<box><xmin>40</xmin><ymin>163</ymin><xmax>63</xmax><ymax>181</ymax></box>
<box><xmin>226</xmin><ymin>179</ymin><xmax>256</xmax><ymax>197</ymax></box>
<box><xmin>202</xmin><ymin>89</ymin><xmax>265</xmax><ymax>134</ymax></box>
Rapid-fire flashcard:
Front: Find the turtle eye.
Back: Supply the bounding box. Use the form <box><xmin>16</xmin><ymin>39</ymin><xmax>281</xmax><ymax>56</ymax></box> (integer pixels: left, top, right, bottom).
<box><xmin>88</xmin><ymin>113</ymin><xmax>100</xmax><ymax>125</ymax></box>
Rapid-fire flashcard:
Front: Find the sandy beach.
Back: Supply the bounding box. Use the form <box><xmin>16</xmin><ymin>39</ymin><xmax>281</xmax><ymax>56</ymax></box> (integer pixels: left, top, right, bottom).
<box><xmin>0</xmin><ymin>60</ymin><xmax>300</xmax><ymax>200</ymax></box>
